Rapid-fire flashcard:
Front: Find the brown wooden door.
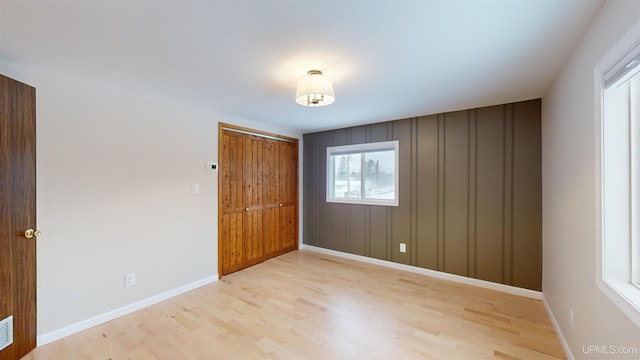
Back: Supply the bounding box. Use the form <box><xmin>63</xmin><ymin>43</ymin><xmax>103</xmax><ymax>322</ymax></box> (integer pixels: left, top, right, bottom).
<box><xmin>263</xmin><ymin>139</ymin><xmax>297</xmax><ymax>256</ymax></box>
<box><xmin>263</xmin><ymin>138</ymin><xmax>282</xmax><ymax>258</ymax></box>
<box><xmin>278</xmin><ymin>140</ymin><xmax>298</xmax><ymax>251</ymax></box>
<box><xmin>243</xmin><ymin>135</ymin><xmax>264</xmax><ymax>267</ymax></box>
<box><xmin>0</xmin><ymin>75</ymin><xmax>37</xmax><ymax>359</ymax></box>
<box><xmin>218</xmin><ymin>124</ymin><xmax>298</xmax><ymax>277</ymax></box>
<box><xmin>219</xmin><ymin>129</ymin><xmax>245</xmax><ymax>275</ymax></box>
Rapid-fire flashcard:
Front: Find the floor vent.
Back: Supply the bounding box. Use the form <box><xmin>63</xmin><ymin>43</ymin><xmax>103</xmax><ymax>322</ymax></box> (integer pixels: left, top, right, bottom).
<box><xmin>0</xmin><ymin>315</ymin><xmax>13</xmax><ymax>352</ymax></box>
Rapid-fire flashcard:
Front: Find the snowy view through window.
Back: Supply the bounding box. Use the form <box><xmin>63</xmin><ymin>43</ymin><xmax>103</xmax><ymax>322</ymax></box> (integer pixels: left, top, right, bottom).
<box><xmin>327</xmin><ymin>140</ymin><xmax>398</xmax><ymax>206</ymax></box>
<box><xmin>333</xmin><ymin>150</ymin><xmax>395</xmax><ymax>200</ymax></box>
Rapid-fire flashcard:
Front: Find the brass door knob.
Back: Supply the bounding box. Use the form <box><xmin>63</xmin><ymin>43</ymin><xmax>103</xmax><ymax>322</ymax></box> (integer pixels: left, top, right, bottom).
<box><xmin>24</xmin><ymin>229</ymin><xmax>41</xmax><ymax>239</ymax></box>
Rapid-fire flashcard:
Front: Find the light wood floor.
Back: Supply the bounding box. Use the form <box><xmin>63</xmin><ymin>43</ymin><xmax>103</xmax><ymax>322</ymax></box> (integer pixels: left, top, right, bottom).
<box><xmin>23</xmin><ymin>250</ymin><xmax>566</xmax><ymax>359</ymax></box>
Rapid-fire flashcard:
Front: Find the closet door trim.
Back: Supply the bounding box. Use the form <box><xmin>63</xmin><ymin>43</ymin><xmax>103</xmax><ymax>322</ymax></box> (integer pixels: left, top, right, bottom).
<box><xmin>220</xmin><ymin>124</ymin><xmax>297</xmax><ymax>143</ymax></box>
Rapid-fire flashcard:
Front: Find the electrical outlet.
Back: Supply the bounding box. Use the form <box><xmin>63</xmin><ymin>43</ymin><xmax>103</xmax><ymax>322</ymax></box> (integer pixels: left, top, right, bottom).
<box><xmin>125</xmin><ymin>273</ymin><xmax>136</xmax><ymax>288</ymax></box>
<box><xmin>569</xmin><ymin>307</ymin><xmax>574</xmax><ymax>329</ymax></box>
<box><xmin>400</xmin><ymin>243</ymin><xmax>406</xmax><ymax>253</ymax></box>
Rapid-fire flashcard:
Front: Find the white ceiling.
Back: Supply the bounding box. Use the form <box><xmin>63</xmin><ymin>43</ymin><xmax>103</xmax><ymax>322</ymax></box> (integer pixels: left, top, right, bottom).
<box><xmin>0</xmin><ymin>0</ymin><xmax>604</xmax><ymax>133</ymax></box>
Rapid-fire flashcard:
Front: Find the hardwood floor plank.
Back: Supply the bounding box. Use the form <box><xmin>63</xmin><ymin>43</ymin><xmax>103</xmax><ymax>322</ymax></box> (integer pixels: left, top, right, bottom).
<box><xmin>23</xmin><ymin>250</ymin><xmax>565</xmax><ymax>359</ymax></box>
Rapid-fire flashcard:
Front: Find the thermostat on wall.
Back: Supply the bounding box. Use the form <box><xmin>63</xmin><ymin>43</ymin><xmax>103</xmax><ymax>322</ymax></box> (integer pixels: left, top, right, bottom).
<box><xmin>207</xmin><ymin>162</ymin><xmax>218</xmax><ymax>172</ymax></box>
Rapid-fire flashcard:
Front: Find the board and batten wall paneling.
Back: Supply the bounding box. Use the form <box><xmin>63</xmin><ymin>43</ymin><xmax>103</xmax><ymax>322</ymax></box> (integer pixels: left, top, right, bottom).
<box><xmin>347</xmin><ymin>126</ymin><xmax>368</xmax><ymax>257</ymax></box>
<box><xmin>512</xmin><ymin>101</ymin><xmax>542</xmax><ymax>290</ymax></box>
<box><xmin>443</xmin><ymin>110</ymin><xmax>470</xmax><ymax>277</ymax></box>
<box><xmin>392</xmin><ymin>120</ymin><xmax>412</xmax><ymax>265</ymax></box>
<box><xmin>368</xmin><ymin>122</ymin><xmax>392</xmax><ymax>260</ymax></box>
<box><xmin>415</xmin><ymin>115</ymin><xmax>439</xmax><ymax>270</ymax></box>
<box><xmin>475</xmin><ymin>105</ymin><xmax>506</xmax><ymax>284</ymax></box>
<box><xmin>315</xmin><ymin>132</ymin><xmax>333</xmax><ymax>251</ymax></box>
<box><xmin>302</xmin><ymin>134</ymin><xmax>316</xmax><ymax>248</ymax></box>
<box><xmin>302</xmin><ymin>99</ymin><xmax>542</xmax><ymax>290</ymax></box>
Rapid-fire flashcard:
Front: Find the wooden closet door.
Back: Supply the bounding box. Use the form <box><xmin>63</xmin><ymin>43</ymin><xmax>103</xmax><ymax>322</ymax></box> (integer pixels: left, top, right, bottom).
<box><xmin>263</xmin><ymin>139</ymin><xmax>282</xmax><ymax>258</ymax></box>
<box><xmin>243</xmin><ymin>135</ymin><xmax>265</xmax><ymax>267</ymax></box>
<box><xmin>279</xmin><ymin>140</ymin><xmax>298</xmax><ymax>251</ymax></box>
<box><xmin>219</xmin><ymin>130</ymin><xmax>245</xmax><ymax>275</ymax></box>
<box><xmin>219</xmin><ymin>123</ymin><xmax>298</xmax><ymax>277</ymax></box>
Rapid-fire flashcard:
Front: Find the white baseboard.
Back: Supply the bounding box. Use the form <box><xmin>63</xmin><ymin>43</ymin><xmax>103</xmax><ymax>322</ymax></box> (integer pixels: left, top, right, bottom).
<box><xmin>542</xmin><ymin>296</ymin><xmax>574</xmax><ymax>360</ymax></box>
<box><xmin>37</xmin><ymin>275</ymin><xmax>218</xmax><ymax>347</ymax></box>
<box><xmin>300</xmin><ymin>244</ymin><xmax>543</xmax><ymax>300</ymax></box>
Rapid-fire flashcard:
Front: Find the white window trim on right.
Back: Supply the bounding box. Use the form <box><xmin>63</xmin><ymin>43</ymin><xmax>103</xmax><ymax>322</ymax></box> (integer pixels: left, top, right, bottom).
<box><xmin>633</xmin><ymin>69</ymin><xmax>640</xmax><ymax>290</ymax></box>
<box><xmin>595</xmin><ymin>18</ymin><xmax>640</xmax><ymax>328</ymax></box>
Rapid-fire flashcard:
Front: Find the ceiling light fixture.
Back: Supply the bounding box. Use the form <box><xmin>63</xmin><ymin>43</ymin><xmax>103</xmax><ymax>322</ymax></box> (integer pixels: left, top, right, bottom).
<box><xmin>295</xmin><ymin>70</ymin><xmax>335</xmax><ymax>107</ymax></box>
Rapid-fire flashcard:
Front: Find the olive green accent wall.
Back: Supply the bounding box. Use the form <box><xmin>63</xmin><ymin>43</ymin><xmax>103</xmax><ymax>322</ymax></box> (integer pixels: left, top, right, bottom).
<box><xmin>303</xmin><ymin>99</ymin><xmax>542</xmax><ymax>291</ymax></box>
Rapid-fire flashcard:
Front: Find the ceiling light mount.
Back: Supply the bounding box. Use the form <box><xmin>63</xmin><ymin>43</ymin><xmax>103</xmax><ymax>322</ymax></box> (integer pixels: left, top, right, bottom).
<box><xmin>295</xmin><ymin>70</ymin><xmax>335</xmax><ymax>107</ymax></box>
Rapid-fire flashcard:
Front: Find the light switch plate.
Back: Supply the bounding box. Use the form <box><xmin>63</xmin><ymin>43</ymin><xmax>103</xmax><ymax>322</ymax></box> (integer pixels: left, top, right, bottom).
<box><xmin>125</xmin><ymin>273</ymin><xmax>136</xmax><ymax>287</ymax></box>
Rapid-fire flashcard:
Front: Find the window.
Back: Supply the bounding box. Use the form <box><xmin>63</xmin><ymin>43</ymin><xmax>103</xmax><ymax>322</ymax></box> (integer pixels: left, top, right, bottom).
<box><xmin>326</xmin><ymin>140</ymin><xmax>399</xmax><ymax>206</ymax></box>
<box><xmin>596</xmin><ymin>22</ymin><xmax>640</xmax><ymax>327</ymax></box>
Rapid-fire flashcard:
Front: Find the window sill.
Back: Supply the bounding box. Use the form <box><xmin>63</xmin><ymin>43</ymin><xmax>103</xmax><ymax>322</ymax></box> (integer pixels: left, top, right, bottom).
<box><xmin>597</xmin><ymin>277</ymin><xmax>640</xmax><ymax>327</ymax></box>
<box><xmin>326</xmin><ymin>198</ymin><xmax>399</xmax><ymax>207</ymax></box>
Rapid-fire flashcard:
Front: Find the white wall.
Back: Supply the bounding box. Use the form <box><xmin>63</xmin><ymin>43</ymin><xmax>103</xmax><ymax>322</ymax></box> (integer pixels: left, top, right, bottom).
<box><xmin>0</xmin><ymin>61</ymin><xmax>301</xmax><ymax>341</ymax></box>
<box><xmin>543</xmin><ymin>0</ymin><xmax>640</xmax><ymax>358</ymax></box>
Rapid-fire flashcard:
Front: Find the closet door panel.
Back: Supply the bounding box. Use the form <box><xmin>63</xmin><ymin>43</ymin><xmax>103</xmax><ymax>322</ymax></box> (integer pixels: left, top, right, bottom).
<box><xmin>220</xmin><ymin>212</ymin><xmax>244</xmax><ymax>274</ymax></box>
<box><xmin>244</xmin><ymin>135</ymin><xmax>264</xmax><ymax>209</ymax></box>
<box><xmin>264</xmin><ymin>139</ymin><xmax>281</xmax><ymax>207</ymax></box>
<box><xmin>280</xmin><ymin>205</ymin><xmax>297</xmax><ymax>251</ymax></box>
<box><xmin>279</xmin><ymin>140</ymin><xmax>298</xmax><ymax>251</ymax></box>
<box><xmin>219</xmin><ymin>130</ymin><xmax>246</xmax><ymax>275</ymax></box>
<box><xmin>264</xmin><ymin>207</ymin><xmax>282</xmax><ymax>257</ymax></box>
<box><xmin>280</xmin><ymin>141</ymin><xmax>297</xmax><ymax>206</ymax></box>
<box><xmin>244</xmin><ymin>135</ymin><xmax>265</xmax><ymax>266</ymax></box>
<box><xmin>244</xmin><ymin>210</ymin><xmax>264</xmax><ymax>266</ymax></box>
<box><xmin>263</xmin><ymin>139</ymin><xmax>281</xmax><ymax>258</ymax></box>
<box><xmin>220</xmin><ymin>130</ymin><xmax>244</xmax><ymax>211</ymax></box>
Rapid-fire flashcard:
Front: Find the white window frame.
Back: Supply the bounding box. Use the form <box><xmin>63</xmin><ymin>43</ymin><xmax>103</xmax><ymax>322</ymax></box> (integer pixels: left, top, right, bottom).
<box><xmin>326</xmin><ymin>140</ymin><xmax>399</xmax><ymax>206</ymax></box>
<box><xmin>632</xmin><ymin>74</ymin><xmax>640</xmax><ymax>289</ymax></box>
<box><xmin>595</xmin><ymin>19</ymin><xmax>640</xmax><ymax>327</ymax></box>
